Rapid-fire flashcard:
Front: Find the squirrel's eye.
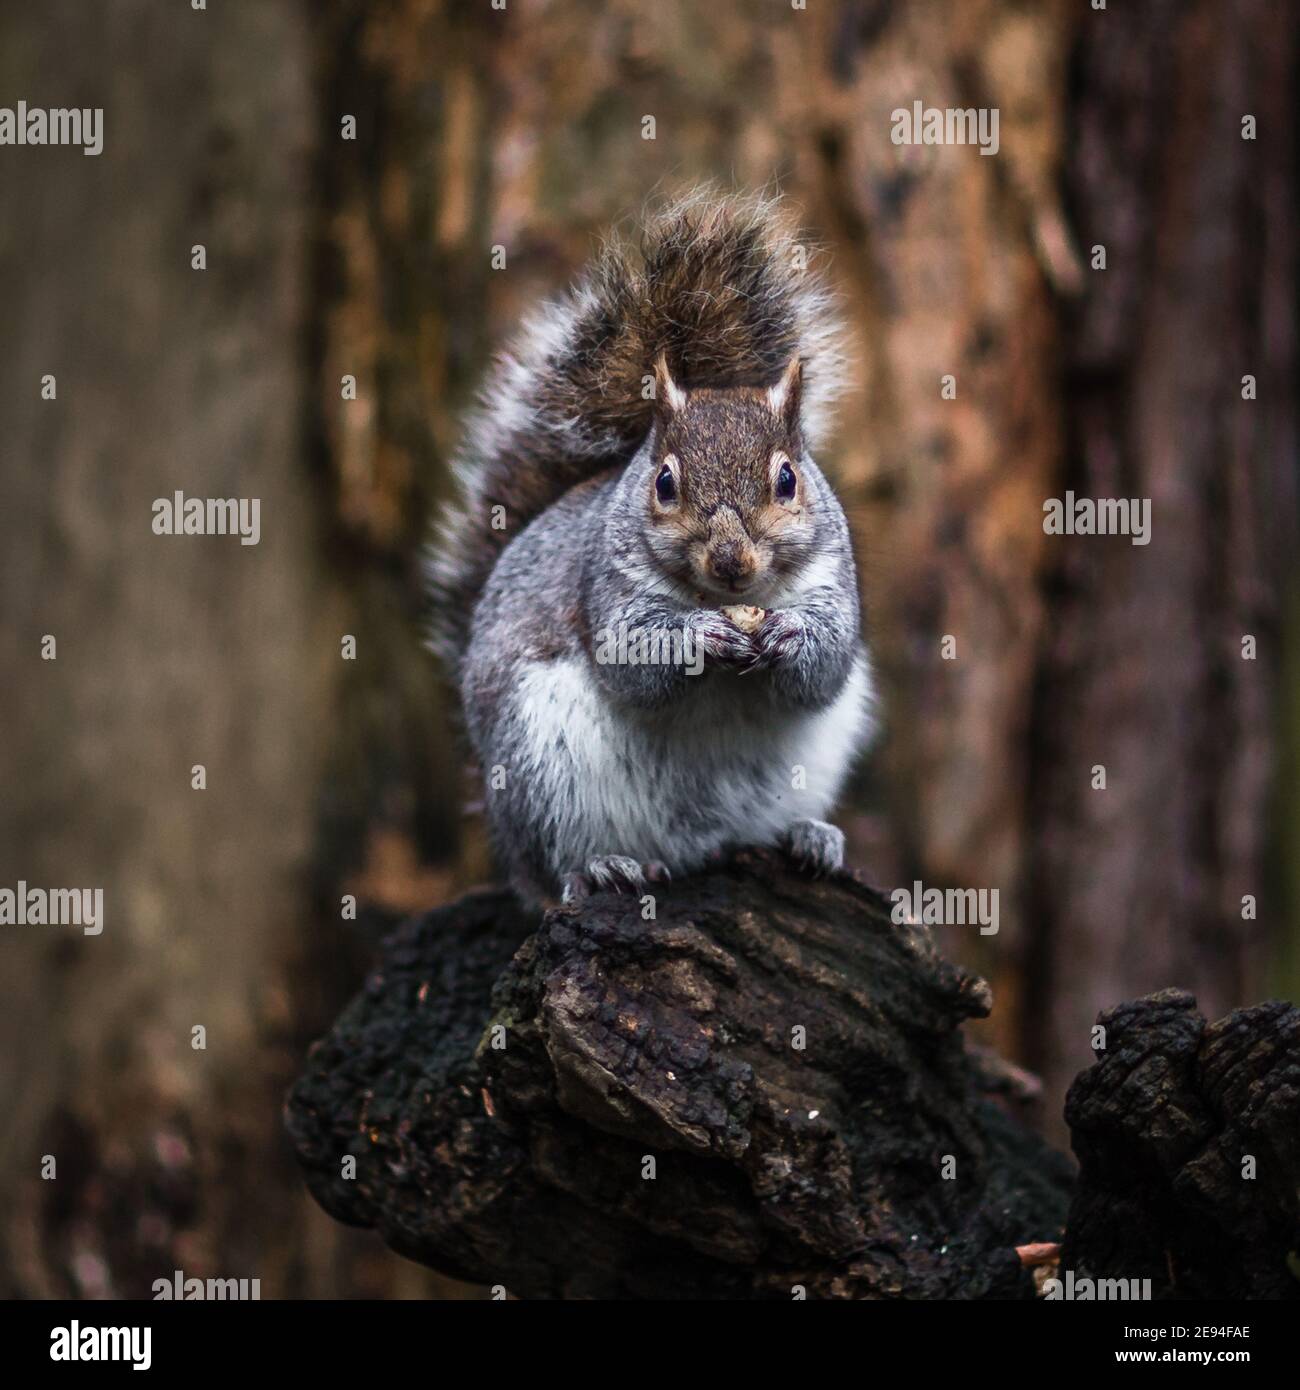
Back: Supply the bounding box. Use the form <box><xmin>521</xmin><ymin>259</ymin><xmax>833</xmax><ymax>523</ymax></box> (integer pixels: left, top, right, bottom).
<box><xmin>655</xmin><ymin>464</ymin><xmax>677</xmax><ymax>504</ymax></box>
<box><xmin>775</xmin><ymin>461</ymin><xmax>797</xmax><ymax>500</ymax></box>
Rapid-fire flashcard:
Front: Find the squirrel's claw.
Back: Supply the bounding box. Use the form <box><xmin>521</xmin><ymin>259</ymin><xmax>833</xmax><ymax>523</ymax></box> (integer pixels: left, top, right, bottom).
<box><xmin>745</xmin><ymin>610</ymin><xmax>805</xmax><ymax>672</ymax></box>
<box><xmin>782</xmin><ymin>819</ymin><xmax>846</xmax><ymax>878</ymax></box>
<box><xmin>693</xmin><ymin>612</ymin><xmax>757</xmax><ymax>669</ymax></box>
<box><xmin>562</xmin><ymin>855</ymin><xmax>666</xmax><ymax>903</ymax></box>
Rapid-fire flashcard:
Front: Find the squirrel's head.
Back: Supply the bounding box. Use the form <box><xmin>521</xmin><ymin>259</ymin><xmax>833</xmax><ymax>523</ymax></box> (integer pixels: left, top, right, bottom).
<box><xmin>645</xmin><ymin>352</ymin><xmax>818</xmax><ymax>601</ymax></box>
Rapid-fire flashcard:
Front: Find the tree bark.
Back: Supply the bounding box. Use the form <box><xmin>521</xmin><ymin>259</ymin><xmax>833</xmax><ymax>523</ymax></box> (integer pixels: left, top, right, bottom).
<box><xmin>0</xmin><ymin>0</ymin><xmax>376</xmax><ymax>1299</ymax></box>
<box><xmin>288</xmin><ymin>861</ymin><xmax>1300</xmax><ymax>1299</ymax></box>
<box><xmin>1061</xmin><ymin>989</ymin><xmax>1300</xmax><ymax>1300</ymax></box>
<box><xmin>287</xmin><ymin>854</ymin><xmax>1073</xmax><ymax>1299</ymax></box>
<box><xmin>1028</xmin><ymin>0</ymin><xmax>1297</xmax><ymax>1118</ymax></box>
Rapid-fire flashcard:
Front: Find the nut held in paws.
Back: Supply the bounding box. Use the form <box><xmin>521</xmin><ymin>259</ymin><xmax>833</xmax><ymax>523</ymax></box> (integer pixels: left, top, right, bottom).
<box><xmin>721</xmin><ymin>604</ymin><xmax>766</xmax><ymax>634</ymax></box>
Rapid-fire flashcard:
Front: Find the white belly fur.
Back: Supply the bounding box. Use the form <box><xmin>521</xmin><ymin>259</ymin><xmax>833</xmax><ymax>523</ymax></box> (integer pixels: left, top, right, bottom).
<box><xmin>506</xmin><ymin>654</ymin><xmax>874</xmax><ymax>874</ymax></box>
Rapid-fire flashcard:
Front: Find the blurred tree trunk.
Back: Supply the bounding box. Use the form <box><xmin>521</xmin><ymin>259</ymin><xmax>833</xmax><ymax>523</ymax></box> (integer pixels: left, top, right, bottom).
<box><xmin>0</xmin><ymin>0</ymin><xmax>428</xmax><ymax>1298</ymax></box>
<box><xmin>788</xmin><ymin>0</ymin><xmax>1076</xmax><ymax>1069</ymax></box>
<box><xmin>1026</xmin><ymin>0</ymin><xmax>1296</xmax><ymax>1119</ymax></box>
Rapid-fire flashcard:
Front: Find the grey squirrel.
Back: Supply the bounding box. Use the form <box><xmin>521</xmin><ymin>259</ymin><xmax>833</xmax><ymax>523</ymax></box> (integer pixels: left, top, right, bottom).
<box><xmin>428</xmin><ymin>191</ymin><xmax>874</xmax><ymax>906</ymax></box>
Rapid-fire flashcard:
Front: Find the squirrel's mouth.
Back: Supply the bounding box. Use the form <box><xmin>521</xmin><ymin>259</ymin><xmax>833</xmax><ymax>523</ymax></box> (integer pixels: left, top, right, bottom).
<box><xmin>692</xmin><ymin>565</ymin><xmax>783</xmax><ymax>608</ymax></box>
<box><xmin>694</xmin><ymin>570</ymin><xmax>759</xmax><ymax>600</ymax></box>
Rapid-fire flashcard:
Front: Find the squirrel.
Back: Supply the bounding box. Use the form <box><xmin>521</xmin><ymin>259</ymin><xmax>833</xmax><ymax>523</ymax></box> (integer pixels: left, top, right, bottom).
<box><xmin>427</xmin><ymin>190</ymin><xmax>875</xmax><ymax>907</ymax></box>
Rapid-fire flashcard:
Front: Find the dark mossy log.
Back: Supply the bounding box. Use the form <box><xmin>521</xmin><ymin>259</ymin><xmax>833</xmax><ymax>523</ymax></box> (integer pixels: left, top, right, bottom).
<box><xmin>286</xmin><ymin>851</ymin><xmax>1073</xmax><ymax>1298</ymax></box>
<box><xmin>1060</xmin><ymin>988</ymin><xmax>1300</xmax><ymax>1300</ymax></box>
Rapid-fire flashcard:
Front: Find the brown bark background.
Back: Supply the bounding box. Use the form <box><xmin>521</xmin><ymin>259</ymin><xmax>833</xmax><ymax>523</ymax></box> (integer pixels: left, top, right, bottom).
<box><xmin>1029</xmin><ymin>0</ymin><xmax>1296</xmax><ymax>1120</ymax></box>
<box><xmin>0</xmin><ymin>0</ymin><xmax>1294</xmax><ymax>1296</ymax></box>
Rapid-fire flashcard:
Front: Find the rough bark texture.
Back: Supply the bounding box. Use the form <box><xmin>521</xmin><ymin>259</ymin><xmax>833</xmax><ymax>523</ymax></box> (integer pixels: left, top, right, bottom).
<box><xmin>289</xmin><ymin>868</ymin><xmax>1300</xmax><ymax>1299</ymax></box>
<box><xmin>287</xmin><ymin>853</ymin><xmax>1073</xmax><ymax>1299</ymax></box>
<box><xmin>1061</xmin><ymin>988</ymin><xmax>1300</xmax><ymax>1301</ymax></box>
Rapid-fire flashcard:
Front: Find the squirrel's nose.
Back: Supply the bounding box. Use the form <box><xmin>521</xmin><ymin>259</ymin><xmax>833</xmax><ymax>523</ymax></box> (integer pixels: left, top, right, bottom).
<box><xmin>707</xmin><ymin>541</ymin><xmax>756</xmax><ymax>588</ymax></box>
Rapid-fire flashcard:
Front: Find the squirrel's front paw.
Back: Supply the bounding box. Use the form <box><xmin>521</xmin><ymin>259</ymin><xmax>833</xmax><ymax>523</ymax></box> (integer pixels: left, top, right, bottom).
<box><xmin>742</xmin><ymin>610</ymin><xmax>805</xmax><ymax>673</ymax></box>
<box><xmin>782</xmin><ymin>819</ymin><xmax>845</xmax><ymax>877</ymax></box>
<box><xmin>691</xmin><ymin>611</ymin><xmax>757</xmax><ymax>669</ymax></box>
<box><xmin>562</xmin><ymin>855</ymin><xmax>670</xmax><ymax>904</ymax></box>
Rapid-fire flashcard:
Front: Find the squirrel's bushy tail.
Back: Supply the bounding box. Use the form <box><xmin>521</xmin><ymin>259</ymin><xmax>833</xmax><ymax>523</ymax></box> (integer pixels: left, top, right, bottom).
<box><xmin>426</xmin><ymin>188</ymin><xmax>849</xmax><ymax>671</ymax></box>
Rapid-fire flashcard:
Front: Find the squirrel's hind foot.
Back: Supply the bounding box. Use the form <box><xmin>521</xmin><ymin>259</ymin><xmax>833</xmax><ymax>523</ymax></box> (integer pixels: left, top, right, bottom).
<box><xmin>561</xmin><ymin>855</ymin><xmax>671</xmax><ymax>904</ymax></box>
<box><xmin>782</xmin><ymin>819</ymin><xmax>845</xmax><ymax>878</ymax></box>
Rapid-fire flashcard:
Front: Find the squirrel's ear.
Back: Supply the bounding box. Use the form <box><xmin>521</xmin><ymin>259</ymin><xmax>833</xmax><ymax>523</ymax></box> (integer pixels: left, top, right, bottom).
<box><xmin>767</xmin><ymin>355</ymin><xmax>803</xmax><ymax>429</ymax></box>
<box><xmin>654</xmin><ymin>351</ymin><xmax>688</xmax><ymax>415</ymax></box>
